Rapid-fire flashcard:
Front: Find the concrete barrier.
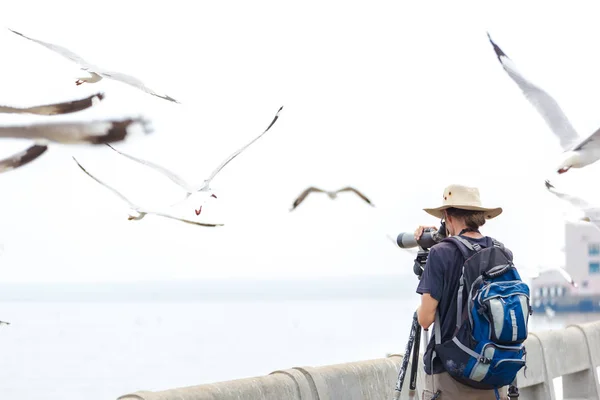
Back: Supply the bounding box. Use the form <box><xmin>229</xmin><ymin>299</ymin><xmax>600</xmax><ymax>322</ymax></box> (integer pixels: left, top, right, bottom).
<box><xmin>118</xmin><ymin>320</ymin><xmax>600</xmax><ymax>400</ymax></box>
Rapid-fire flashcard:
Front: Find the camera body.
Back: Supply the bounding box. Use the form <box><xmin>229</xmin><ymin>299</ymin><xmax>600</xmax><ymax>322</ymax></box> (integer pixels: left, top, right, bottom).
<box><xmin>395</xmin><ymin>222</ymin><xmax>447</xmax><ymax>279</ymax></box>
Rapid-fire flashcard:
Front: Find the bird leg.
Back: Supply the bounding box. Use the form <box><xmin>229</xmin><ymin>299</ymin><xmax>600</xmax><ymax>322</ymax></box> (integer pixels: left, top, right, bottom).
<box><xmin>557</xmin><ymin>167</ymin><xmax>571</xmax><ymax>174</ymax></box>
<box><xmin>195</xmin><ymin>194</ymin><xmax>217</xmax><ymax>215</ymax></box>
<box><xmin>75</xmin><ymin>79</ymin><xmax>85</xmax><ymax>86</ymax></box>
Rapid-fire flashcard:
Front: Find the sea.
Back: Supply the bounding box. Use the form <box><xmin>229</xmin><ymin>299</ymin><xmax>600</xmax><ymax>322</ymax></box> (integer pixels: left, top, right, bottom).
<box><xmin>0</xmin><ymin>277</ymin><xmax>597</xmax><ymax>400</ymax></box>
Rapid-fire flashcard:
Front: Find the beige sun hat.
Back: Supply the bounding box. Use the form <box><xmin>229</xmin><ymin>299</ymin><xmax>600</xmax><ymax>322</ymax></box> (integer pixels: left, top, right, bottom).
<box><xmin>423</xmin><ymin>184</ymin><xmax>502</xmax><ymax>220</ymax></box>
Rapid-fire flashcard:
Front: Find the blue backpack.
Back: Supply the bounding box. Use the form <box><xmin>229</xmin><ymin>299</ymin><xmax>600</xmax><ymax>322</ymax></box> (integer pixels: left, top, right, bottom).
<box><xmin>431</xmin><ymin>235</ymin><xmax>531</xmax><ymax>391</ymax></box>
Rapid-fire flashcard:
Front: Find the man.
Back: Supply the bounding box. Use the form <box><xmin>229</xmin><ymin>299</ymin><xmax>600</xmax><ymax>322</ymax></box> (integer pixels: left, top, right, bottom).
<box><xmin>414</xmin><ymin>184</ymin><xmax>509</xmax><ymax>400</ymax></box>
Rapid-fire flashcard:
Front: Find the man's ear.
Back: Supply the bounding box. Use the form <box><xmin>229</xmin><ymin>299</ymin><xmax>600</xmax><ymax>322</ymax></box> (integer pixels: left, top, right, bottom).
<box><xmin>444</xmin><ymin>212</ymin><xmax>452</xmax><ymax>234</ymax></box>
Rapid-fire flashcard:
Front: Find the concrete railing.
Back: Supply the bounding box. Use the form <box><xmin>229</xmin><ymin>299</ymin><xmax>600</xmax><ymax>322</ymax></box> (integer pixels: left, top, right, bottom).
<box><xmin>118</xmin><ymin>320</ymin><xmax>600</xmax><ymax>400</ymax></box>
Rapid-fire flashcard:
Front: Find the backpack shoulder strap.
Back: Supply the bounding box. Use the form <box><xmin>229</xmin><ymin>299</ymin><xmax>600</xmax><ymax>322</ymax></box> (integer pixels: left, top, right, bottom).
<box><xmin>431</xmin><ymin>236</ymin><xmax>479</xmax><ymax>368</ymax></box>
<box><xmin>490</xmin><ymin>237</ymin><xmax>505</xmax><ymax>249</ymax></box>
<box><xmin>443</xmin><ymin>235</ymin><xmax>482</xmax><ymax>258</ymax></box>
<box><xmin>442</xmin><ymin>236</ymin><xmax>481</xmax><ymax>330</ymax></box>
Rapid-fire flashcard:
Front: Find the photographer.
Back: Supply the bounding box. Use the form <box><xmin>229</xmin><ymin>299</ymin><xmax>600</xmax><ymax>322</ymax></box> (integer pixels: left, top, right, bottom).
<box><xmin>414</xmin><ymin>184</ymin><xmax>510</xmax><ymax>400</ymax></box>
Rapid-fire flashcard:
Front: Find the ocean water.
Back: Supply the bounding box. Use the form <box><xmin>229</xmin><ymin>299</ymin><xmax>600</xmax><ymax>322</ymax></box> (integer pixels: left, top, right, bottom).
<box><xmin>0</xmin><ymin>296</ymin><xmax>595</xmax><ymax>400</ymax></box>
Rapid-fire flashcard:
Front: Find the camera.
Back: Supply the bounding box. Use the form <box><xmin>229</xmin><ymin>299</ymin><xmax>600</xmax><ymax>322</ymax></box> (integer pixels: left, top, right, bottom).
<box><xmin>395</xmin><ymin>222</ymin><xmax>447</xmax><ymax>250</ymax></box>
<box><xmin>394</xmin><ymin>222</ymin><xmax>447</xmax><ymax>278</ymax></box>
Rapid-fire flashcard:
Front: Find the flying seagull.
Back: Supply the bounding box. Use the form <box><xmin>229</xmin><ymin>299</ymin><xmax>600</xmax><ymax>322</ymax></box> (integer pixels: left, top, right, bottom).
<box><xmin>289</xmin><ymin>186</ymin><xmax>375</xmax><ymax>211</ymax></box>
<box><xmin>537</xmin><ymin>266</ymin><xmax>578</xmax><ymax>288</ymax></box>
<box><xmin>386</xmin><ymin>234</ymin><xmax>417</xmax><ymax>254</ymax></box>
<box><xmin>0</xmin><ymin>117</ymin><xmax>151</xmax><ymax>144</ymax></box>
<box><xmin>106</xmin><ymin>106</ymin><xmax>284</xmax><ymax>216</ymax></box>
<box><xmin>72</xmin><ymin>157</ymin><xmax>223</xmax><ymax>227</ymax></box>
<box><xmin>487</xmin><ymin>33</ymin><xmax>600</xmax><ymax>175</ymax></box>
<box><xmin>0</xmin><ymin>93</ymin><xmax>104</xmax><ymax>115</ymax></box>
<box><xmin>0</xmin><ymin>144</ymin><xmax>48</xmax><ymax>174</ymax></box>
<box><xmin>545</xmin><ymin>179</ymin><xmax>600</xmax><ymax>231</ymax></box>
<box><xmin>9</xmin><ymin>29</ymin><xmax>179</xmax><ymax>104</ymax></box>
<box><xmin>518</xmin><ymin>261</ymin><xmax>578</xmax><ymax>287</ymax></box>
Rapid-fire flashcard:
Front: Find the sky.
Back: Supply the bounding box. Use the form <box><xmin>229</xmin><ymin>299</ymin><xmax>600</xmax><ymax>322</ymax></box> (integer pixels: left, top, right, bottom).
<box><xmin>1</xmin><ymin>0</ymin><xmax>600</xmax><ymax>283</ymax></box>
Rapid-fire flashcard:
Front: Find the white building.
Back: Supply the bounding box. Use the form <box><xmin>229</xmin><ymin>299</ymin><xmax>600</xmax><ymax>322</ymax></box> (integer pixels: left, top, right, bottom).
<box><xmin>564</xmin><ymin>221</ymin><xmax>600</xmax><ymax>293</ymax></box>
<box><xmin>531</xmin><ymin>221</ymin><xmax>600</xmax><ymax>312</ymax></box>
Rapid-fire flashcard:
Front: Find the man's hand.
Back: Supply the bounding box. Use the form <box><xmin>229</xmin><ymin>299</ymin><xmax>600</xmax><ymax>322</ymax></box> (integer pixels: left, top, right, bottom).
<box><xmin>414</xmin><ymin>225</ymin><xmax>438</xmax><ymax>240</ymax></box>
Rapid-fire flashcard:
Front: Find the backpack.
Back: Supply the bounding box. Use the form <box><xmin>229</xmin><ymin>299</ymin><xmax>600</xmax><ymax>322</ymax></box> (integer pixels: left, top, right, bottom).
<box><xmin>431</xmin><ymin>235</ymin><xmax>532</xmax><ymax>391</ymax></box>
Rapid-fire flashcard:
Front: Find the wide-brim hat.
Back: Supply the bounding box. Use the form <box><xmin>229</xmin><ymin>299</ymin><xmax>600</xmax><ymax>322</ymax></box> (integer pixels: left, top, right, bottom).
<box><xmin>423</xmin><ymin>184</ymin><xmax>502</xmax><ymax>220</ymax></box>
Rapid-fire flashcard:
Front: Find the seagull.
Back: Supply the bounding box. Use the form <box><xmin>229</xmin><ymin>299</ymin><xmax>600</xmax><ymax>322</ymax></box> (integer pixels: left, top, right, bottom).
<box><xmin>386</xmin><ymin>233</ymin><xmax>399</xmax><ymax>246</ymax></box>
<box><xmin>72</xmin><ymin>157</ymin><xmax>224</xmax><ymax>227</ymax></box>
<box><xmin>289</xmin><ymin>186</ymin><xmax>375</xmax><ymax>211</ymax></box>
<box><xmin>0</xmin><ymin>117</ymin><xmax>151</xmax><ymax>144</ymax></box>
<box><xmin>9</xmin><ymin>29</ymin><xmax>179</xmax><ymax>104</ymax></box>
<box><xmin>487</xmin><ymin>33</ymin><xmax>600</xmax><ymax>174</ymax></box>
<box><xmin>545</xmin><ymin>179</ymin><xmax>600</xmax><ymax>232</ymax></box>
<box><xmin>386</xmin><ymin>234</ymin><xmax>417</xmax><ymax>254</ymax></box>
<box><xmin>0</xmin><ymin>93</ymin><xmax>104</xmax><ymax>115</ymax></box>
<box><xmin>544</xmin><ymin>306</ymin><xmax>556</xmax><ymax>319</ymax></box>
<box><xmin>105</xmin><ymin>106</ymin><xmax>284</xmax><ymax>216</ymax></box>
<box><xmin>526</xmin><ymin>264</ymin><xmax>579</xmax><ymax>288</ymax></box>
<box><xmin>0</xmin><ymin>144</ymin><xmax>48</xmax><ymax>174</ymax></box>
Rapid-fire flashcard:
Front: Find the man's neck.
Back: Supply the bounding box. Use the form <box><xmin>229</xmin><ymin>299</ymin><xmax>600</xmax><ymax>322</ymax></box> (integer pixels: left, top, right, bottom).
<box><xmin>454</xmin><ymin>226</ymin><xmax>483</xmax><ymax>239</ymax></box>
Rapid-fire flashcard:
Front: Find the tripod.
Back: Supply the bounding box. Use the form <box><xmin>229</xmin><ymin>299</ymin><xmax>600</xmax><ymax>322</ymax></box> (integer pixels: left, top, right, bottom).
<box><xmin>392</xmin><ymin>309</ymin><xmax>428</xmax><ymax>399</ymax></box>
<box><xmin>392</xmin><ymin>250</ymin><xmax>432</xmax><ymax>400</ymax></box>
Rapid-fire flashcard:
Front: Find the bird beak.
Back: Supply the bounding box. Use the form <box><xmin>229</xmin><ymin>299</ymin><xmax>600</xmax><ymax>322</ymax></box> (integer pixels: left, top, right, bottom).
<box><xmin>557</xmin><ymin>167</ymin><xmax>570</xmax><ymax>174</ymax></box>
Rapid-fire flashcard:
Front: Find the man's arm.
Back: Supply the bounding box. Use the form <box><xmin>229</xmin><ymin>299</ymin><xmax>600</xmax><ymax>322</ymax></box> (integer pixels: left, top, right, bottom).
<box><xmin>418</xmin><ymin>293</ymin><xmax>438</xmax><ymax>329</ymax></box>
<box><xmin>416</xmin><ymin>246</ymin><xmax>445</xmax><ymax>330</ymax></box>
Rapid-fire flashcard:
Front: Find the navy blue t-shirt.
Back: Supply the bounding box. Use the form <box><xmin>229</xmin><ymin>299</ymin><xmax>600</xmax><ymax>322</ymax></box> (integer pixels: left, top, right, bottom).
<box><xmin>416</xmin><ymin>235</ymin><xmax>513</xmax><ymax>374</ymax></box>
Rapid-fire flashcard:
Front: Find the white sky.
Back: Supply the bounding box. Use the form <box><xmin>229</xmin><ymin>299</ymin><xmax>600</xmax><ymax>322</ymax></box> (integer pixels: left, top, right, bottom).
<box><xmin>1</xmin><ymin>0</ymin><xmax>599</xmax><ymax>283</ymax></box>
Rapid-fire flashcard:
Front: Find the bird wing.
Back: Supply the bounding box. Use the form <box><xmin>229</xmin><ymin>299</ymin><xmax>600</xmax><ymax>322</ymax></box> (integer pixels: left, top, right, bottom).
<box><xmin>105</xmin><ymin>144</ymin><xmax>195</xmax><ymax>193</ymax></box>
<box><xmin>537</xmin><ymin>266</ymin><xmax>578</xmax><ymax>287</ymax></box>
<box><xmin>290</xmin><ymin>187</ymin><xmax>325</xmax><ymax>211</ymax></box>
<box><xmin>0</xmin><ymin>117</ymin><xmax>151</xmax><ymax>144</ymax></box>
<box><xmin>8</xmin><ymin>29</ymin><xmax>179</xmax><ymax>104</ymax></box>
<box><xmin>568</xmin><ymin>126</ymin><xmax>600</xmax><ymax>151</ymax></box>
<box><xmin>8</xmin><ymin>28</ymin><xmax>97</xmax><ymax>70</ymax></box>
<box><xmin>544</xmin><ymin>180</ymin><xmax>592</xmax><ymax>210</ymax></box>
<box><xmin>144</xmin><ymin>210</ymin><xmax>224</xmax><ymax>227</ymax></box>
<box><xmin>385</xmin><ymin>234</ymin><xmax>418</xmax><ymax>255</ymax></box>
<box><xmin>386</xmin><ymin>234</ymin><xmax>397</xmax><ymax>246</ymax></box>
<box><xmin>97</xmin><ymin>71</ymin><xmax>180</xmax><ymax>103</ymax></box>
<box><xmin>0</xmin><ymin>144</ymin><xmax>48</xmax><ymax>174</ymax></box>
<box><xmin>583</xmin><ymin>210</ymin><xmax>600</xmax><ymax>232</ymax></box>
<box><xmin>487</xmin><ymin>33</ymin><xmax>580</xmax><ymax>150</ymax></box>
<box><xmin>555</xmin><ymin>268</ymin><xmax>577</xmax><ymax>287</ymax></box>
<box><xmin>202</xmin><ymin>106</ymin><xmax>284</xmax><ymax>188</ymax></box>
<box><xmin>335</xmin><ymin>186</ymin><xmax>375</xmax><ymax>206</ymax></box>
<box><xmin>72</xmin><ymin>156</ymin><xmax>139</xmax><ymax>210</ymax></box>
<box><xmin>0</xmin><ymin>93</ymin><xmax>104</xmax><ymax>116</ymax></box>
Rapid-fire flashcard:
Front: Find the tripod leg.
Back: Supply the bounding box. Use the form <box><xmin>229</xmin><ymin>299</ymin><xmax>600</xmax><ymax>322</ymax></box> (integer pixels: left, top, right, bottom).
<box><xmin>409</xmin><ymin>325</ymin><xmax>421</xmax><ymax>390</ymax></box>
<box><xmin>393</xmin><ymin>310</ymin><xmax>419</xmax><ymax>400</ymax></box>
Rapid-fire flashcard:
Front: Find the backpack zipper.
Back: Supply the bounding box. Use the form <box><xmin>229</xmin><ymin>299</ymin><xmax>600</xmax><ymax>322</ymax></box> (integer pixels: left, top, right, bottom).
<box><xmin>494</xmin><ymin>359</ymin><xmax>526</xmax><ymax>368</ymax></box>
<box><xmin>482</xmin><ymin>341</ymin><xmax>525</xmax><ymax>352</ymax></box>
<box><xmin>483</xmin><ymin>281</ymin><xmax>527</xmax><ymax>297</ymax></box>
<box><xmin>479</xmin><ymin>292</ymin><xmax>530</xmax><ymax>307</ymax></box>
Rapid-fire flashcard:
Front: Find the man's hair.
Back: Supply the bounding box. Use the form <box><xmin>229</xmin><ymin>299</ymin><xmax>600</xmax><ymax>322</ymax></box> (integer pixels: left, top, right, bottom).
<box><xmin>445</xmin><ymin>207</ymin><xmax>486</xmax><ymax>230</ymax></box>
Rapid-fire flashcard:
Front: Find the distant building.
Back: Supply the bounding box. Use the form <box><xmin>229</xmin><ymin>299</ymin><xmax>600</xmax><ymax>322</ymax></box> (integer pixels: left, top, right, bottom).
<box><xmin>531</xmin><ymin>221</ymin><xmax>600</xmax><ymax>313</ymax></box>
